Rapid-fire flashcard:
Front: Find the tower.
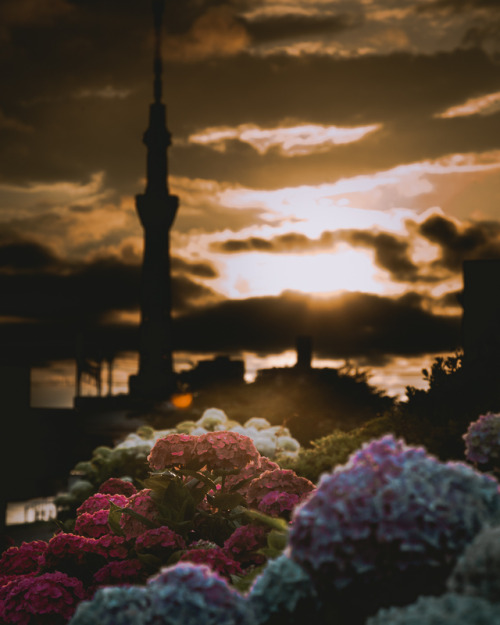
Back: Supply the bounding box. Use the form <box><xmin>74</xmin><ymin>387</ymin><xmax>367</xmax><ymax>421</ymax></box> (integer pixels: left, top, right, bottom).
<box><xmin>129</xmin><ymin>0</ymin><xmax>178</xmax><ymax>400</ymax></box>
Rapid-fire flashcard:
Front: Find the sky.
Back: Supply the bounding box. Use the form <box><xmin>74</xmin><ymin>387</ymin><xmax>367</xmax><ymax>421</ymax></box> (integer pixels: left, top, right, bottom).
<box><xmin>2</xmin><ymin>0</ymin><xmax>500</xmax><ymax>406</ymax></box>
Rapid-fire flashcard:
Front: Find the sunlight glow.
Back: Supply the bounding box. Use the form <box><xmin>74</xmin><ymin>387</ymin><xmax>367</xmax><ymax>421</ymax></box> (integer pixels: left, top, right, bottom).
<box><xmin>436</xmin><ymin>91</ymin><xmax>500</xmax><ymax>119</ymax></box>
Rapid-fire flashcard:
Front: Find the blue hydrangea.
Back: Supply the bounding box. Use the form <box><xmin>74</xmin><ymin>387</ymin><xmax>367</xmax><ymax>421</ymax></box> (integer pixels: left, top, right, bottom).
<box><xmin>69</xmin><ymin>586</ymin><xmax>150</xmax><ymax>625</ymax></box>
<box><xmin>448</xmin><ymin>525</ymin><xmax>500</xmax><ymax>602</ymax></box>
<box><xmin>146</xmin><ymin>563</ymin><xmax>255</xmax><ymax>625</ymax></box>
<box><xmin>289</xmin><ymin>435</ymin><xmax>500</xmax><ymax>596</ymax></box>
<box><xmin>366</xmin><ymin>593</ymin><xmax>500</xmax><ymax>625</ymax></box>
<box><xmin>464</xmin><ymin>413</ymin><xmax>500</xmax><ymax>466</ymax></box>
<box><xmin>247</xmin><ymin>553</ymin><xmax>319</xmax><ymax>624</ymax></box>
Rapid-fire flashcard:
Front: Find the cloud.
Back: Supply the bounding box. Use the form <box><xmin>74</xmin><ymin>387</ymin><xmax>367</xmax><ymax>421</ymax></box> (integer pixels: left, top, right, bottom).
<box><xmin>188</xmin><ymin>122</ymin><xmax>381</xmax><ymax>156</ymax></box>
<box><xmin>436</xmin><ymin>91</ymin><xmax>500</xmax><ymax>118</ymax></box>
<box><xmin>74</xmin><ymin>85</ymin><xmax>133</xmax><ymax>100</ymax></box>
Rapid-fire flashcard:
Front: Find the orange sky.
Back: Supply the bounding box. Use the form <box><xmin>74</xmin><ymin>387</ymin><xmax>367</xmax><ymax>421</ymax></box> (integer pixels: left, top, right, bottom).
<box><xmin>2</xmin><ymin>0</ymin><xmax>500</xmax><ymax>405</ymax></box>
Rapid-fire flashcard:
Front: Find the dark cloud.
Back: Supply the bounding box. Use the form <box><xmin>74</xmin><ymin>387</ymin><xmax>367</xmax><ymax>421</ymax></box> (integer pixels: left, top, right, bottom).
<box><xmin>418</xmin><ymin>214</ymin><xmax>500</xmax><ymax>271</ymax></box>
<box><xmin>417</xmin><ymin>0</ymin><xmax>500</xmax><ymax>14</ymax></box>
<box><xmin>171</xmin><ymin>256</ymin><xmax>218</xmax><ymax>278</ymax></box>
<box><xmin>212</xmin><ymin>229</ymin><xmax>430</xmax><ymax>283</ymax></box>
<box><xmin>242</xmin><ymin>12</ymin><xmax>362</xmax><ymax>44</ymax></box>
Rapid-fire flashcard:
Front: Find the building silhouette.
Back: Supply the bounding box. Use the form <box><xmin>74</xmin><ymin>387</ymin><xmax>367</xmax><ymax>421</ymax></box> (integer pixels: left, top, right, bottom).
<box><xmin>128</xmin><ymin>0</ymin><xmax>179</xmax><ymax>400</ymax></box>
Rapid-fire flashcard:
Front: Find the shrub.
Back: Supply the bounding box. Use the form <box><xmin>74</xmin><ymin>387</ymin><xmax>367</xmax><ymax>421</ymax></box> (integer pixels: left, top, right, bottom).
<box><xmin>463</xmin><ymin>412</ymin><xmax>500</xmax><ymax>468</ymax></box>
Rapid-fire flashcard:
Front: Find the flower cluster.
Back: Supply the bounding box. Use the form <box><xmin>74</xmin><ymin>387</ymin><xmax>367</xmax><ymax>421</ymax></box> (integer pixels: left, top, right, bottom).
<box><xmin>289</xmin><ymin>435</ymin><xmax>500</xmax><ymax>603</ymax></box>
<box><xmin>246</xmin><ymin>469</ymin><xmax>315</xmax><ymax>511</ymax></box>
<box><xmin>366</xmin><ymin>593</ymin><xmax>500</xmax><ymax>625</ymax></box>
<box><xmin>224</xmin><ymin>457</ymin><xmax>279</xmax><ymax>497</ymax></box>
<box><xmin>70</xmin><ymin>563</ymin><xmax>254</xmax><ymax>625</ymax></box>
<box><xmin>223</xmin><ymin>525</ymin><xmax>267</xmax><ymax>565</ymax></box>
<box><xmin>98</xmin><ymin>478</ymin><xmax>137</xmax><ymax>497</ymax></box>
<box><xmin>257</xmin><ymin>491</ymin><xmax>301</xmax><ymax>517</ymax></box>
<box><xmin>93</xmin><ymin>559</ymin><xmax>146</xmax><ymax>586</ymax></box>
<box><xmin>135</xmin><ymin>527</ymin><xmax>186</xmax><ymax>554</ymax></box>
<box><xmin>0</xmin><ymin>540</ymin><xmax>47</xmax><ymax>575</ymax></box>
<box><xmin>0</xmin><ymin>572</ymin><xmax>87</xmax><ymax>625</ymax></box>
<box><xmin>119</xmin><ymin>489</ymin><xmax>160</xmax><ymax>540</ymax></box>
<box><xmin>148</xmin><ymin>433</ymin><xmax>198</xmax><ymax>470</ymax></box>
<box><xmin>74</xmin><ymin>509</ymin><xmax>112</xmax><ymax>538</ymax></box>
<box><xmin>463</xmin><ymin>412</ymin><xmax>500</xmax><ymax>466</ymax></box>
<box><xmin>76</xmin><ymin>493</ymin><xmax>129</xmax><ymax>516</ymax></box>
<box><xmin>178</xmin><ymin>547</ymin><xmax>242</xmax><ymax>579</ymax></box>
<box><xmin>194</xmin><ymin>432</ymin><xmax>261</xmax><ymax>472</ymax></box>
<box><xmin>447</xmin><ymin>525</ymin><xmax>500</xmax><ymax>602</ymax></box>
<box><xmin>247</xmin><ymin>554</ymin><xmax>319</xmax><ymax>625</ymax></box>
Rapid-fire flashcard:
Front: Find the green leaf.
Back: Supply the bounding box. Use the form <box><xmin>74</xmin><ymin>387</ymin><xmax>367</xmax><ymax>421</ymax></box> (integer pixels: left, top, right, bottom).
<box><xmin>211</xmin><ymin>492</ymin><xmax>246</xmax><ymax>511</ymax></box>
<box><xmin>137</xmin><ymin>552</ymin><xmax>162</xmax><ymax>569</ymax></box>
<box><xmin>231</xmin><ymin>564</ymin><xmax>267</xmax><ymax>593</ymax></box>
<box><xmin>108</xmin><ymin>502</ymin><xmax>125</xmax><ymax>536</ymax></box>
<box><xmin>242</xmin><ymin>509</ymin><xmax>290</xmax><ymax>532</ymax></box>
<box><xmin>267</xmin><ymin>529</ymin><xmax>288</xmax><ymax>551</ymax></box>
<box><xmin>178</xmin><ymin>468</ymin><xmax>217</xmax><ymax>491</ymax></box>
<box><xmin>121</xmin><ymin>507</ymin><xmax>159</xmax><ymax>530</ymax></box>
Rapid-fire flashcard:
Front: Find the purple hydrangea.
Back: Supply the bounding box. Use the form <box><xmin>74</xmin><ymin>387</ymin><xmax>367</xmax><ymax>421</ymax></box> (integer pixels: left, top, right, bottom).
<box><xmin>146</xmin><ymin>563</ymin><xmax>255</xmax><ymax>625</ymax></box>
<box><xmin>247</xmin><ymin>553</ymin><xmax>319</xmax><ymax>625</ymax></box>
<box><xmin>463</xmin><ymin>413</ymin><xmax>500</xmax><ymax>466</ymax></box>
<box><xmin>366</xmin><ymin>593</ymin><xmax>500</xmax><ymax>625</ymax></box>
<box><xmin>68</xmin><ymin>586</ymin><xmax>151</xmax><ymax>625</ymax></box>
<box><xmin>289</xmin><ymin>435</ymin><xmax>500</xmax><ymax>602</ymax></box>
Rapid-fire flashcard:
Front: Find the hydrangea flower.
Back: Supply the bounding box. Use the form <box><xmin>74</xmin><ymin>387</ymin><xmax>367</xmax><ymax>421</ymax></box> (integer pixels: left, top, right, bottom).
<box><xmin>148</xmin><ymin>434</ymin><xmax>198</xmax><ymax>470</ymax></box>
<box><xmin>74</xmin><ymin>509</ymin><xmax>112</xmax><ymax>538</ymax></box>
<box><xmin>0</xmin><ymin>540</ymin><xmax>47</xmax><ymax>575</ymax></box>
<box><xmin>257</xmin><ymin>491</ymin><xmax>301</xmax><ymax>517</ymax></box>
<box><xmin>135</xmin><ymin>526</ymin><xmax>186</xmax><ymax>554</ymax></box>
<box><xmin>223</xmin><ymin>525</ymin><xmax>267</xmax><ymax>565</ymax></box>
<box><xmin>146</xmin><ymin>563</ymin><xmax>254</xmax><ymax>625</ymax></box>
<box><xmin>197</xmin><ymin>408</ymin><xmax>228</xmax><ymax>430</ymax></box>
<box><xmin>464</xmin><ymin>413</ymin><xmax>500</xmax><ymax>466</ymax></box>
<box><xmin>224</xmin><ymin>458</ymin><xmax>280</xmax><ymax>497</ymax></box>
<box><xmin>69</xmin><ymin>585</ymin><xmax>151</xmax><ymax>625</ymax></box>
<box><xmin>179</xmin><ymin>547</ymin><xmax>242</xmax><ymax>579</ymax></box>
<box><xmin>194</xmin><ymin>432</ymin><xmax>261</xmax><ymax>473</ymax></box>
<box><xmin>448</xmin><ymin>525</ymin><xmax>500</xmax><ymax>602</ymax></box>
<box><xmin>246</xmin><ymin>469</ymin><xmax>315</xmax><ymax>510</ymax></box>
<box><xmin>289</xmin><ymin>435</ymin><xmax>500</xmax><ymax>607</ymax></box>
<box><xmin>120</xmin><ymin>489</ymin><xmax>160</xmax><ymax>540</ymax></box>
<box><xmin>93</xmin><ymin>534</ymin><xmax>129</xmax><ymax>560</ymax></box>
<box><xmin>247</xmin><ymin>554</ymin><xmax>319</xmax><ymax>625</ymax></box>
<box><xmin>0</xmin><ymin>572</ymin><xmax>86</xmax><ymax>624</ymax></box>
<box><xmin>98</xmin><ymin>478</ymin><xmax>137</xmax><ymax>497</ymax></box>
<box><xmin>76</xmin><ymin>493</ymin><xmax>129</xmax><ymax>516</ymax></box>
<box><xmin>93</xmin><ymin>559</ymin><xmax>146</xmax><ymax>586</ymax></box>
<box><xmin>244</xmin><ymin>418</ymin><xmax>272</xmax><ymax>431</ymax></box>
<box><xmin>366</xmin><ymin>593</ymin><xmax>500</xmax><ymax>625</ymax></box>
<box><xmin>43</xmin><ymin>534</ymin><xmax>102</xmax><ymax>570</ymax></box>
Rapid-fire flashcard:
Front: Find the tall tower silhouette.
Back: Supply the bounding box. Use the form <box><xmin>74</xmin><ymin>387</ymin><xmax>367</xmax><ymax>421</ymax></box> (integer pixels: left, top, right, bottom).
<box><xmin>129</xmin><ymin>0</ymin><xmax>178</xmax><ymax>400</ymax></box>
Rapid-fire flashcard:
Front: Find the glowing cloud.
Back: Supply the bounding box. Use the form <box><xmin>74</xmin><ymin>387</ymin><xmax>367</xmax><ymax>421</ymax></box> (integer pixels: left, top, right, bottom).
<box><xmin>188</xmin><ymin>122</ymin><xmax>381</xmax><ymax>156</ymax></box>
<box><xmin>436</xmin><ymin>91</ymin><xmax>500</xmax><ymax>118</ymax></box>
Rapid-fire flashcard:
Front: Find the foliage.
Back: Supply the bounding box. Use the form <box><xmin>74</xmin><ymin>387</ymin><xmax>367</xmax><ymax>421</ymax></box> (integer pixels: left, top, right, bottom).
<box><xmin>447</xmin><ymin>526</ymin><xmax>500</xmax><ymax>602</ymax></box>
<box><xmin>289</xmin><ymin>434</ymin><xmax>500</xmax><ymax>622</ymax></box>
<box><xmin>366</xmin><ymin>593</ymin><xmax>500</xmax><ymax>625</ymax></box>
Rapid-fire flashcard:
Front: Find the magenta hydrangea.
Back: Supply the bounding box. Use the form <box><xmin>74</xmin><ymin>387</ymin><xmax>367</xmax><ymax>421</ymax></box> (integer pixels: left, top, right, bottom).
<box><xmin>148</xmin><ymin>434</ymin><xmax>198</xmax><ymax>470</ymax></box>
<box><xmin>93</xmin><ymin>559</ymin><xmax>146</xmax><ymax>586</ymax></box>
<box><xmin>224</xmin><ymin>458</ymin><xmax>279</xmax><ymax>497</ymax></box>
<box><xmin>43</xmin><ymin>534</ymin><xmax>102</xmax><ymax>569</ymax></box>
<box><xmin>0</xmin><ymin>540</ymin><xmax>47</xmax><ymax>575</ymax></box>
<box><xmin>74</xmin><ymin>509</ymin><xmax>112</xmax><ymax>538</ymax></box>
<box><xmin>289</xmin><ymin>435</ymin><xmax>500</xmax><ymax>615</ymax></box>
<box><xmin>223</xmin><ymin>524</ymin><xmax>267</xmax><ymax>565</ymax></box>
<box><xmin>0</xmin><ymin>572</ymin><xmax>86</xmax><ymax>624</ymax></box>
<box><xmin>179</xmin><ymin>547</ymin><xmax>242</xmax><ymax>580</ymax></box>
<box><xmin>120</xmin><ymin>489</ymin><xmax>160</xmax><ymax>540</ymax></box>
<box><xmin>257</xmin><ymin>491</ymin><xmax>301</xmax><ymax>517</ymax></box>
<box><xmin>463</xmin><ymin>413</ymin><xmax>500</xmax><ymax>466</ymax></box>
<box><xmin>76</xmin><ymin>493</ymin><xmax>129</xmax><ymax>516</ymax></box>
<box><xmin>193</xmin><ymin>432</ymin><xmax>261</xmax><ymax>473</ymax></box>
<box><xmin>246</xmin><ymin>469</ymin><xmax>315</xmax><ymax>510</ymax></box>
<box><xmin>98</xmin><ymin>478</ymin><xmax>137</xmax><ymax>497</ymax></box>
<box><xmin>135</xmin><ymin>526</ymin><xmax>186</xmax><ymax>554</ymax></box>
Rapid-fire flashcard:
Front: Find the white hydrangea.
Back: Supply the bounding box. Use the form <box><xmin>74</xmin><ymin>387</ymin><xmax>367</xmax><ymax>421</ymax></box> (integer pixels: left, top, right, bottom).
<box><xmin>115</xmin><ymin>433</ymin><xmax>154</xmax><ymax>450</ymax></box>
<box><xmin>253</xmin><ymin>433</ymin><xmax>277</xmax><ymax>458</ymax></box>
<box><xmin>196</xmin><ymin>408</ymin><xmax>228</xmax><ymax>430</ymax></box>
<box><xmin>190</xmin><ymin>426</ymin><xmax>209</xmax><ymax>436</ymax></box>
<box><xmin>268</xmin><ymin>425</ymin><xmax>291</xmax><ymax>437</ymax></box>
<box><xmin>277</xmin><ymin>435</ymin><xmax>300</xmax><ymax>452</ymax></box>
<box><xmin>244</xmin><ymin>417</ymin><xmax>272</xmax><ymax>431</ymax></box>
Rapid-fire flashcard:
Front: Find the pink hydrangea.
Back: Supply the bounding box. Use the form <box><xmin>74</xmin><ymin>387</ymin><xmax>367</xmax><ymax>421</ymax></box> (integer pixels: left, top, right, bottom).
<box><xmin>223</xmin><ymin>524</ymin><xmax>267</xmax><ymax>565</ymax></box>
<box><xmin>43</xmin><ymin>534</ymin><xmax>102</xmax><ymax>570</ymax></box>
<box><xmin>179</xmin><ymin>547</ymin><xmax>242</xmax><ymax>580</ymax></box>
<box><xmin>135</xmin><ymin>526</ymin><xmax>186</xmax><ymax>553</ymax></box>
<box><xmin>0</xmin><ymin>572</ymin><xmax>86</xmax><ymax>624</ymax></box>
<box><xmin>246</xmin><ymin>469</ymin><xmax>315</xmax><ymax>509</ymax></box>
<box><xmin>74</xmin><ymin>509</ymin><xmax>112</xmax><ymax>538</ymax></box>
<box><xmin>0</xmin><ymin>540</ymin><xmax>47</xmax><ymax>575</ymax></box>
<box><xmin>225</xmin><ymin>457</ymin><xmax>279</xmax><ymax>497</ymax></box>
<box><xmin>194</xmin><ymin>432</ymin><xmax>261</xmax><ymax>473</ymax></box>
<box><xmin>98</xmin><ymin>477</ymin><xmax>137</xmax><ymax>496</ymax></box>
<box><xmin>148</xmin><ymin>434</ymin><xmax>198</xmax><ymax>470</ymax></box>
<box><xmin>93</xmin><ymin>559</ymin><xmax>146</xmax><ymax>586</ymax></box>
<box><xmin>76</xmin><ymin>493</ymin><xmax>129</xmax><ymax>516</ymax></box>
<box><xmin>120</xmin><ymin>489</ymin><xmax>160</xmax><ymax>540</ymax></box>
<box><xmin>93</xmin><ymin>534</ymin><xmax>129</xmax><ymax>560</ymax></box>
<box><xmin>257</xmin><ymin>491</ymin><xmax>301</xmax><ymax>517</ymax></box>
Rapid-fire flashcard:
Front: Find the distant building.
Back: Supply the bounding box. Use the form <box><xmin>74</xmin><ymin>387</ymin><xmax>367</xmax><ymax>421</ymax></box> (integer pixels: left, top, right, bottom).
<box><xmin>462</xmin><ymin>259</ymin><xmax>500</xmax><ymax>367</ymax></box>
<box><xmin>179</xmin><ymin>356</ymin><xmax>245</xmax><ymax>389</ymax></box>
